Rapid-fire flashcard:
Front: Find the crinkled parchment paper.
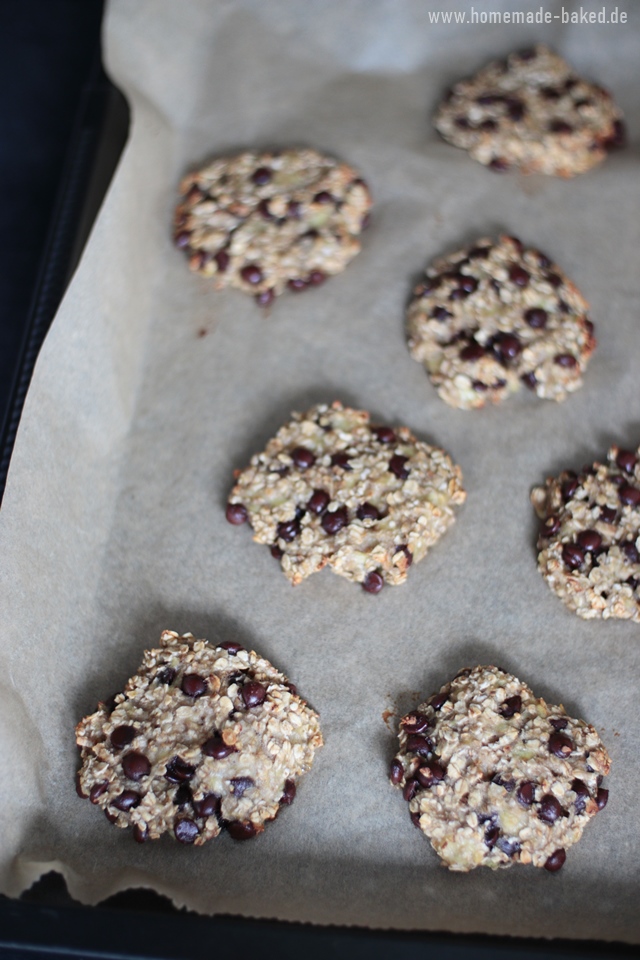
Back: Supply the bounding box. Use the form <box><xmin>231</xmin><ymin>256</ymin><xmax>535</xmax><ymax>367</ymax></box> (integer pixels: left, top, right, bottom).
<box><xmin>1</xmin><ymin>0</ymin><xmax>639</xmax><ymax>941</ymax></box>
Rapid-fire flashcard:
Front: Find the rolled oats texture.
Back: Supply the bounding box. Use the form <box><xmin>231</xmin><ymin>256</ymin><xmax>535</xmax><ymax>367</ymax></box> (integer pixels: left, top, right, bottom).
<box><xmin>391</xmin><ymin>665</ymin><xmax>610</xmax><ymax>872</ymax></box>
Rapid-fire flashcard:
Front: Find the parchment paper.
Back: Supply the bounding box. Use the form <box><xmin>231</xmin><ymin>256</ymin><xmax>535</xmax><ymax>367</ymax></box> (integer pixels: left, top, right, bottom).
<box><xmin>1</xmin><ymin>0</ymin><xmax>639</xmax><ymax>941</ymax></box>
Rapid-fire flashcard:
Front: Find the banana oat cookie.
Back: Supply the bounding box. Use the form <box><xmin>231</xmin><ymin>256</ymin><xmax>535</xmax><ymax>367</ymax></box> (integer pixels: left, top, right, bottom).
<box><xmin>390</xmin><ymin>665</ymin><xmax>610</xmax><ymax>872</ymax></box>
<box><xmin>532</xmin><ymin>445</ymin><xmax>640</xmax><ymax>622</ymax></box>
<box><xmin>174</xmin><ymin>148</ymin><xmax>372</xmax><ymax>304</ymax></box>
<box><xmin>226</xmin><ymin>401</ymin><xmax>465</xmax><ymax>591</ymax></box>
<box><xmin>406</xmin><ymin>234</ymin><xmax>595</xmax><ymax>410</ymax></box>
<box><xmin>76</xmin><ymin>630</ymin><xmax>323</xmax><ymax>844</ymax></box>
<box><xmin>434</xmin><ymin>45</ymin><xmax>625</xmax><ymax>177</ymax></box>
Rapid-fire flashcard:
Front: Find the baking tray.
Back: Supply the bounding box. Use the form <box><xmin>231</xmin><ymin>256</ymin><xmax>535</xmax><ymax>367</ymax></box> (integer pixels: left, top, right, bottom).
<box><xmin>0</xmin><ymin>5</ymin><xmax>635</xmax><ymax>958</ymax></box>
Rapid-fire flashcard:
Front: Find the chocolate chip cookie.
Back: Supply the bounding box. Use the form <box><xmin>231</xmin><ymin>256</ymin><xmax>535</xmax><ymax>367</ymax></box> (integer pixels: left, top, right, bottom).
<box><xmin>406</xmin><ymin>234</ymin><xmax>595</xmax><ymax>410</ymax></box>
<box><xmin>226</xmin><ymin>401</ymin><xmax>465</xmax><ymax>591</ymax></box>
<box><xmin>174</xmin><ymin>148</ymin><xmax>372</xmax><ymax>304</ymax></box>
<box><xmin>434</xmin><ymin>45</ymin><xmax>625</xmax><ymax>177</ymax></box>
<box><xmin>390</xmin><ymin>665</ymin><xmax>610</xmax><ymax>872</ymax></box>
<box><xmin>76</xmin><ymin>631</ymin><xmax>323</xmax><ymax>844</ymax></box>
<box><xmin>532</xmin><ymin>445</ymin><xmax>640</xmax><ymax>621</ymax></box>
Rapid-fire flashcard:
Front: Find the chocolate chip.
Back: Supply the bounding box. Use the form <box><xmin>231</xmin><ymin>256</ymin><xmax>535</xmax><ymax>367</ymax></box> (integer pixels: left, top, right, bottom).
<box><xmin>240</xmin><ymin>264</ymin><xmax>263</xmax><ymax>285</ymax></box>
<box><xmin>549</xmin><ymin>120</ymin><xmax>573</xmax><ymax>134</ymax></box>
<box><xmin>202</xmin><ymin>735</ymin><xmax>236</xmax><ymax>759</ymax></box>
<box><xmin>172</xmin><ymin>784</ymin><xmax>192</xmax><ymax>810</ymax></box>
<box><xmin>559</xmin><ymin>300</ymin><xmax>570</xmax><ymax>313</ymax></box>
<box><xmin>460</xmin><ymin>342</ymin><xmax>485</xmax><ymax>362</ymax></box>
<box><xmin>226</xmin><ymin>820</ymin><xmax>258</xmax><ymax>841</ymax></box>
<box><xmin>541</xmin><ymin>515</ymin><xmax>560</xmax><ymax>537</ymax></box>
<box><xmin>521</xmin><ymin>371</ymin><xmax>537</xmax><ymax>390</ymax></box>
<box><xmin>494</xmin><ymin>333</ymin><xmax>522</xmax><ymax>362</ymax></box>
<box><xmin>401</xmin><ymin>713</ymin><xmax>432</xmax><ymax>734</ymax></box>
<box><xmin>181</xmin><ymin>674</ymin><xmax>207</xmax><ymax>698</ymax></box>
<box><xmin>389</xmin><ymin>455</ymin><xmax>410</xmax><ymax>480</ymax></box>
<box><xmin>506</xmin><ymin>98</ymin><xmax>525</xmax><ymax>121</ymax></box>
<box><xmin>313</xmin><ymin>191</ymin><xmax>333</xmax><ymax>204</ymax></box>
<box><xmin>373</xmin><ymin>426</ymin><xmax>396</xmax><ymax>444</ymax></box>
<box><xmin>415</xmin><ymin>762</ymin><xmax>446</xmax><ymax>787</ymax></box>
<box><xmin>524</xmin><ymin>307</ymin><xmax>547</xmax><ymax>329</ymax></box>
<box><xmin>174</xmin><ymin>818</ymin><xmax>199</xmax><ymax>844</ymax></box>
<box><xmin>561</xmin><ymin>474</ymin><xmax>579</xmax><ymax>500</ymax></box>
<box><xmin>562</xmin><ymin>543</ymin><xmax>585</xmax><ymax>570</ymax></box>
<box><xmin>454</xmin><ymin>116</ymin><xmax>470</xmax><ymax>128</ymax></box>
<box><xmin>398</xmin><ymin>544</ymin><xmax>413</xmax><ymax>567</ymax></box>
<box><xmin>492</xmin><ymin>775</ymin><xmax>515</xmax><ymax>792</ymax></box>
<box><xmin>219</xmin><ymin>641</ymin><xmax>244</xmax><ymax>654</ymax></box>
<box><xmin>619</xmin><ymin>484</ymin><xmax>640</xmax><ymax>507</ymax></box>
<box><xmin>456</xmin><ymin>273</ymin><xmax>479</xmax><ymax>294</ymax></box>
<box><xmin>544</xmin><ymin>848</ymin><xmax>566</xmax><ymax>872</ymax></box>
<box><xmin>406</xmin><ymin>734</ymin><xmax>434</xmax><ymax>759</ymax></box>
<box><xmin>257</xmin><ymin>198</ymin><xmax>274</xmax><ymax>221</ymax></box>
<box><xmin>242</xmin><ymin>681</ymin><xmax>267</xmax><ymax>709</ymax></box>
<box><xmin>307</xmin><ymin>490</ymin><xmax>330</xmax><ymax>515</ymax></box>
<box><xmin>255</xmin><ymin>288</ymin><xmax>275</xmax><ymax>307</ymax></box>
<box><xmin>226</xmin><ymin>502</ymin><xmax>248</xmax><ymax>525</ymax></box>
<box><xmin>596</xmin><ymin>788</ymin><xmax>609</xmax><ymax>810</ymax></box>
<box><xmin>517</xmin><ymin>781</ymin><xmax>535</xmax><ymax>805</ymax></box>
<box><xmin>571</xmin><ymin>778</ymin><xmax>589</xmax><ymax>809</ymax></box>
<box><xmin>291</xmin><ymin>446</ymin><xmax>315</xmax><ymax>469</ymax></box>
<box><xmin>110</xmin><ymin>725</ymin><xmax>136</xmax><ymax>751</ymax></box>
<box><xmin>133</xmin><ymin>824</ymin><xmax>148</xmax><ymax>843</ymax></box>
<box><xmin>538</xmin><ymin>794</ymin><xmax>564</xmax><ymax>823</ymax></box>
<box><xmin>105</xmin><ymin>809</ymin><xmax>119</xmax><ymax>823</ymax></box>
<box><xmin>546</xmin><ymin>272</ymin><xmax>563</xmax><ymax>288</ymax></box>
<box><xmin>430</xmin><ymin>692</ymin><xmax>448</xmax><ymax>710</ymax></box>
<box><xmin>550</xmin><ymin>718</ymin><xmax>568</xmax><ymax>731</ymax></box>
<box><xmin>479</xmin><ymin>119</ymin><xmax>498</xmax><ymax>131</ymax></box>
<box><xmin>623</xmin><ymin>541</ymin><xmax>639</xmax><ymax>563</ymax></box>
<box><xmin>308</xmin><ymin>270</ymin><xmax>326</xmax><ymax>285</ymax></box>
<box><xmin>112</xmin><ymin>790</ymin><xmax>141</xmax><ymax>811</ymax></box>
<box><xmin>162</xmin><ymin>756</ymin><xmax>195</xmax><ymax>783</ymax></box>
<box><xmin>287</xmin><ymin>277</ymin><xmax>308</xmax><ymax>292</ymax></box>
<box><xmin>390</xmin><ymin>759</ymin><xmax>404</xmax><ymax>784</ymax></box>
<box><xmin>321</xmin><ymin>506</ymin><xmax>348</xmax><ymax>534</ymax></box>
<box><xmin>277</xmin><ymin>519</ymin><xmax>300</xmax><ymax>542</ymax></box>
<box><xmin>403</xmin><ymin>779</ymin><xmax>419</xmax><ymax>801</ymax></box>
<box><xmin>541</xmin><ymin>86</ymin><xmax>561</xmax><ymax>100</ymax></box>
<box><xmin>500</xmin><ymin>695</ymin><xmax>522</xmax><ymax>718</ymax></box>
<box><xmin>549</xmin><ymin>732</ymin><xmax>574</xmax><ymax>758</ymax></box>
<box><xmin>214</xmin><ymin>250</ymin><xmax>230</xmax><ymax>273</ymax></box>
<box><xmin>251</xmin><ymin>166</ymin><xmax>272</xmax><ymax>185</ymax></box>
<box><xmin>485</xmin><ymin>825</ymin><xmax>500</xmax><ymax>849</ymax></box>
<box><xmin>362</xmin><ymin>571</ymin><xmax>384</xmax><ymax>594</ymax></box>
<box><xmin>430</xmin><ymin>306</ymin><xmax>452</xmax><ymax>321</ymax></box>
<box><xmin>230</xmin><ymin>777</ymin><xmax>254</xmax><ymax>798</ymax></box>
<box><xmin>508</xmin><ymin>264</ymin><xmax>530</xmax><ymax>287</ymax></box>
<box><xmin>89</xmin><ymin>781</ymin><xmax>108</xmax><ymax>804</ymax></box>
<box><xmin>357</xmin><ymin>502</ymin><xmax>380</xmax><ymax>521</ymax></box>
<box><xmin>497</xmin><ymin>837</ymin><xmax>521</xmax><ymax>857</ymax></box>
<box><xmin>616</xmin><ymin>450</ymin><xmax>637</xmax><ymax>474</ymax></box>
<box><xmin>122</xmin><ymin>751</ymin><xmax>151</xmax><ymax>782</ymax></box>
<box><xmin>410</xmin><ymin>810</ymin><xmax>421</xmax><ymax>828</ymax></box>
<box><xmin>331</xmin><ymin>452</ymin><xmax>352</xmax><ymax>470</ymax></box>
<box><xmin>574</xmin><ymin>98</ymin><xmax>593</xmax><ymax>109</ymax></box>
<box><xmin>280</xmin><ymin>779</ymin><xmax>296</xmax><ymax>805</ymax></box>
<box><xmin>489</xmin><ymin>157</ymin><xmax>509</xmax><ymax>171</ymax></box>
<box><xmin>555</xmin><ymin>353</ymin><xmax>578</xmax><ymax>369</ymax></box>
<box><xmin>192</xmin><ymin>793</ymin><xmax>220</xmax><ymax>818</ymax></box>
<box><xmin>175</xmin><ymin>231</ymin><xmax>191</xmax><ymax>249</ymax></box>
<box><xmin>576</xmin><ymin>530</ymin><xmax>602</xmax><ymax>553</ymax></box>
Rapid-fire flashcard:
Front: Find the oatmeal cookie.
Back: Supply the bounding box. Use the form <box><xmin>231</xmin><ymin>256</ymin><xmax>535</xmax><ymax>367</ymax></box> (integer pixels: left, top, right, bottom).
<box><xmin>174</xmin><ymin>148</ymin><xmax>372</xmax><ymax>304</ymax></box>
<box><xmin>406</xmin><ymin>234</ymin><xmax>595</xmax><ymax>410</ymax></box>
<box><xmin>226</xmin><ymin>401</ymin><xmax>465</xmax><ymax>591</ymax></box>
<box><xmin>76</xmin><ymin>630</ymin><xmax>323</xmax><ymax>844</ymax></box>
<box><xmin>531</xmin><ymin>445</ymin><xmax>640</xmax><ymax>621</ymax></box>
<box><xmin>434</xmin><ymin>45</ymin><xmax>625</xmax><ymax>177</ymax></box>
<box><xmin>390</xmin><ymin>665</ymin><xmax>610</xmax><ymax>872</ymax></box>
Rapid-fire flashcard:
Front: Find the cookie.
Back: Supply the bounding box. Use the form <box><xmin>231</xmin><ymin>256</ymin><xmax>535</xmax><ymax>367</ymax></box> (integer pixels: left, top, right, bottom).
<box><xmin>434</xmin><ymin>45</ymin><xmax>625</xmax><ymax>177</ymax></box>
<box><xmin>406</xmin><ymin>234</ymin><xmax>596</xmax><ymax>410</ymax></box>
<box><xmin>174</xmin><ymin>148</ymin><xmax>372</xmax><ymax>304</ymax></box>
<box><xmin>390</xmin><ymin>665</ymin><xmax>610</xmax><ymax>872</ymax></box>
<box><xmin>76</xmin><ymin>630</ymin><xmax>323</xmax><ymax>844</ymax></box>
<box><xmin>226</xmin><ymin>401</ymin><xmax>465</xmax><ymax>591</ymax></box>
<box><xmin>531</xmin><ymin>445</ymin><xmax>640</xmax><ymax>621</ymax></box>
